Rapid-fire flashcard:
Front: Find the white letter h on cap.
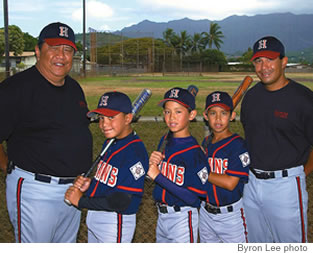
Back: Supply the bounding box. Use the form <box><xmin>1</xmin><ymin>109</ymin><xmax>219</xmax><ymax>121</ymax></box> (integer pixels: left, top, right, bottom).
<box><xmin>169</xmin><ymin>89</ymin><xmax>180</xmax><ymax>98</ymax></box>
<box><xmin>59</xmin><ymin>26</ymin><xmax>69</xmax><ymax>38</ymax></box>
<box><xmin>211</xmin><ymin>93</ymin><xmax>221</xmax><ymax>102</ymax></box>
<box><xmin>258</xmin><ymin>39</ymin><xmax>267</xmax><ymax>50</ymax></box>
<box><xmin>99</xmin><ymin>96</ymin><xmax>109</xmax><ymax>107</ymax></box>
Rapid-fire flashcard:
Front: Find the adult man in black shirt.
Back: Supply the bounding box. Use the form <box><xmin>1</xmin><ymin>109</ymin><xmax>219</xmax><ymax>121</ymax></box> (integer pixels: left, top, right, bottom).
<box><xmin>0</xmin><ymin>22</ymin><xmax>92</xmax><ymax>242</ymax></box>
<box><xmin>241</xmin><ymin>36</ymin><xmax>313</xmax><ymax>243</ymax></box>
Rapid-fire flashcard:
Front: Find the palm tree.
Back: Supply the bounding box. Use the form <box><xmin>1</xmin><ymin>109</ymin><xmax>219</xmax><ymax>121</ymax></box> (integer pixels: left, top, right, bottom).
<box><xmin>163</xmin><ymin>28</ymin><xmax>175</xmax><ymax>47</ymax></box>
<box><xmin>177</xmin><ymin>31</ymin><xmax>191</xmax><ymax>55</ymax></box>
<box><xmin>176</xmin><ymin>30</ymin><xmax>191</xmax><ymax>71</ymax></box>
<box><xmin>190</xmin><ymin>33</ymin><xmax>205</xmax><ymax>54</ymax></box>
<box><xmin>162</xmin><ymin>29</ymin><xmax>192</xmax><ymax>71</ymax></box>
<box><xmin>201</xmin><ymin>22</ymin><xmax>224</xmax><ymax>50</ymax></box>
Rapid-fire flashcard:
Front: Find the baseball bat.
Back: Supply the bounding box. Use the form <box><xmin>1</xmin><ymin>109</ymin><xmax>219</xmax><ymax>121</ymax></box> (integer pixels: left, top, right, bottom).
<box><xmin>187</xmin><ymin>84</ymin><xmax>199</xmax><ymax>97</ymax></box>
<box><xmin>231</xmin><ymin>75</ymin><xmax>253</xmax><ymax>109</ymax></box>
<box><xmin>64</xmin><ymin>89</ymin><xmax>152</xmax><ymax>205</ymax></box>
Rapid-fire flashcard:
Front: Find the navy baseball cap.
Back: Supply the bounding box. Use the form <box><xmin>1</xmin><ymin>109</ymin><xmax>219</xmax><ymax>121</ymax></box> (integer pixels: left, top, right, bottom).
<box><xmin>158</xmin><ymin>87</ymin><xmax>196</xmax><ymax>110</ymax></box>
<box><xmin>38</xmin><ymin>22</ymin><xmax>77</xmax><ymax>51</ymax></box>
<box><xmin>251</xmin><ymin>36</ymin><xmax>285</xmax><ymax>61</ymax></box>
<box><xmin>87</xmin><ymin>91</ymin><xmax>132</xmax><ymax>118</ymax></box>
<box><xmin>205</xmin><ymin>91</ymin><xmax>233</xmax><ymax>112</ymax></box>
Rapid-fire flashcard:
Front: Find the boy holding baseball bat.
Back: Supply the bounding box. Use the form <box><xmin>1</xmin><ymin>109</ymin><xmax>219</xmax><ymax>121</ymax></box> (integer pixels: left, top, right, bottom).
<box><xmin>199</xmin><ymin>91</ymin><xmax>250</xmax><ymax>243</ymax></box>
<box><xmin>147</xmin><ymin>87</ymin><xmax>208</xmax><ymax>243</ymax></box>
<box><xmin>65</xmin><ymin>91</ymin><xmax>149</xmax><ymax>243</ymax></box>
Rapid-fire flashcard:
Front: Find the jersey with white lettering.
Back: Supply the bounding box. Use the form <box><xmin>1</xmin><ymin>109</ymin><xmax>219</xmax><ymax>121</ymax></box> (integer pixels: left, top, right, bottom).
<box><xmin>153</xmin><ymin>135</ymin><xmax>208</xmax><ymax>207</ymax></box>
<box><xmin>85</xmin><ymin>132</ymin><xmax>149</xmax><ymax>214</ymax></box>
<box><xmin>202</xmin><ymin>134</ymin><xmax>250</xmax><ymax>206</ymax></box>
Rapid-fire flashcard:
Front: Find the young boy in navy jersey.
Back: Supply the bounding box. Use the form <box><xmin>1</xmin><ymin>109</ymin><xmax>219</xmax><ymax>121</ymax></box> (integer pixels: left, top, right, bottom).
<box><xmin>148</xmin><ymin>87</ymin><xmax>208</xmax><ymax>243</ymax></box>
<box><xmin>65</xmin><ymin>91</ymin><xmax>149</xmax><ymax>243</ymax></box>
<box><xmin>199</xmin><ymin>91</ymin><xmax>250</xmax><ymax>243</ymax></box>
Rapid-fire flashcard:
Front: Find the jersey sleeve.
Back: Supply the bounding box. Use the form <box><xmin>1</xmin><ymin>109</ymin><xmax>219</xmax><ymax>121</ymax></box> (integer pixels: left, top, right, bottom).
<box><xmin>115</xmin><ymin>142</ymin><xmax>149</xmax><ymax>196</ymax></box>
<box><xmin>225</xmin><ymin>139</ymin><xmax>250</xmax><ymax>182</ymax></box>
<box><xmin>154</xmin><ymin>173</ymin><xmax>200</xmax><ymax>205</ymax></box>
<box><xmin>78</xmin><ymin>192</ymin><xmax>132</xmax><ymax>211</ymax></box>
<box><xmin>184</xmin><ymin>148</ymin><xmax>209</xmax><ymax>197</ymax></box>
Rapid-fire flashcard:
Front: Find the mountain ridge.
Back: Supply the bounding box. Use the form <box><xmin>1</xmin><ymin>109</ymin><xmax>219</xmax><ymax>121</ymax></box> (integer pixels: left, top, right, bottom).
<box><xmin>116</xmin><ymin>12</ymin><xmax>313</xmax><ymax>55</ymax></box>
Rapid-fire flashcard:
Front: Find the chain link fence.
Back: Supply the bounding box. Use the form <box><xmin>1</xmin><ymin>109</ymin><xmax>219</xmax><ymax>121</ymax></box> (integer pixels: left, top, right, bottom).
<box><xmin>76</xmin><ymin>120</ymin><xmax>248</xmax><ymax>243</ymax></box>
<box><xmin>1</xmin><ymin>121</ymin><xmax>312</xmax><ymax>243</ymax></box>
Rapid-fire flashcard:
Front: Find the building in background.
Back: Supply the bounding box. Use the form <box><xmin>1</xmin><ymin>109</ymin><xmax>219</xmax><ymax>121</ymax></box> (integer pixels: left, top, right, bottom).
<box><xmin>1</xmin><ymin>51</ymin><xmax>36</xmax><ymax>73</ymax></box>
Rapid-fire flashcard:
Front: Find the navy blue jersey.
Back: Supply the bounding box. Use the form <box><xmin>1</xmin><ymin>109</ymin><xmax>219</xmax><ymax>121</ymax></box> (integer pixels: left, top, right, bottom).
<box><xmin>153</xmin><ymin>135</ymin><xmax>208</xmax><ymax>207</ymax></box>
<box><xmin>86</xmin><ymin>132</ymin><xmax>149</xmax><ymax>214</ymax></box>
<box><xmin>202</xmin><ymin>134</ymin><xmax>250</xmax><ymax>206</ymax></box>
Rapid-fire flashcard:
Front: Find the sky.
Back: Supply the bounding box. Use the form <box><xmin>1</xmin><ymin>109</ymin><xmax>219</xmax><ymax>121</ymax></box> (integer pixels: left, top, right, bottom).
<box><xmin>1</xmin><ymin>0</ymin><xmax>313</xmax><ymax>37</ymax></box>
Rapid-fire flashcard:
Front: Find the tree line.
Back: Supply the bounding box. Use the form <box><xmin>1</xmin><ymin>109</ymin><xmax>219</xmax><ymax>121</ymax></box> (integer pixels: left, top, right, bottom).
<box><xmin>0</xmin><ymin>25</ymin><xmax>37</xmax><ymax>57</ymax></box>
<box><xmin>1</xmin><ymin>22</ymin><xmax>254</xmax><ymax>71</ymax></box>
<box><xmin>0</xmin><ymin>25</ymin><xmax>83</xmax><ymax>60</ymax></box>
<box><xmin>95</xmin><ymin>22</ymin><xmax>232</xmax><ymax>71</ymax></box>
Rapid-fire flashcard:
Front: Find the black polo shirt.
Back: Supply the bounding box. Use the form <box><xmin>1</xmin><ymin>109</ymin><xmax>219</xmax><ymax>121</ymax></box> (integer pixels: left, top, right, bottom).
<box><xmin>0</xmin><ymin>66</ymin><xmax>92</xmax><ymax>176</ymax></box>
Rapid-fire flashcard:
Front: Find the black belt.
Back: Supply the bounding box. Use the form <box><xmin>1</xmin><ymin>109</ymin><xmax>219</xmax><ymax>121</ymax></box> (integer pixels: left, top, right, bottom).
<box><xmin>34</xmin><ymin>174</ymin><xmax>75</xmax><ymax>184</ymax></box>
<box><xmin>157</xmin><ymin>203</ymin><xmax>181</xmax><ymax>214</ymax></box>
<box><xmin>250</xmin><ymin>168</ymin><xmax>288</xmax><ymax>180</ymax></box>
<box><xmin>9</xmin><ymin>162</ymin><xmax>75</xmax><ymax>184</ymax></box>
<box><xmin>204</xmin><ymin>203</ymin><xmax>233</xmax><ymax>215</ymax></box>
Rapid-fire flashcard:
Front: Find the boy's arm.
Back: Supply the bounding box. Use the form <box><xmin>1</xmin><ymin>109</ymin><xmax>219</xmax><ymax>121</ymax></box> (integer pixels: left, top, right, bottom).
<box><xmin>148</xmin><ymin>163</ymin><xmax>200</xmax><ymax>205</ymax></box>
<box><xmin>208</xmin><ymin>172</ymin><xmax>240</xmax><ymax>191</ymax></box>
<box><xmin>154</xmin><ymin>173</ymin><xmax>200</xmax><ymax>205</ymax></box>
<box><xmin>65</xmin><ymin>186</ymin><xmax>83</xmax><ymax>206</ymax></box>
<box><xmin>78</xmin><ymin>192</ymin><xmax>132</xmax><ymax>211</ymax></box>
<box><xmin>65</xmin><ymin>178</ymin><xmax>132</xmax><ymax>211</ymax></box>
<box><xmin>73</xmin><ymin>175</ymin><xmax>91</xmax><ymax>192</ymax></box>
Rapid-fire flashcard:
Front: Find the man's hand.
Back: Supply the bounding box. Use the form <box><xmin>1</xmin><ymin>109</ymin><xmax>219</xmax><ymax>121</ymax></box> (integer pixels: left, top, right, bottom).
<box><xmin>0</xmin><ymin>144</ymin><xmax>8</xmax><ymax>173</ymax></box>
<box><xmin>304</xmin><ymin>148</ymin><xmax>313</xmax><ymax>176</ymax></box>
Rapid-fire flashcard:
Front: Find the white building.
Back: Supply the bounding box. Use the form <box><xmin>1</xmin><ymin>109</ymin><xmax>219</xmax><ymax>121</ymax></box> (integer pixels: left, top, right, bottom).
<box><xmin>1</xmin><ymin>51</ymin><xmax>36</xmax><ymax>71</ymax></box>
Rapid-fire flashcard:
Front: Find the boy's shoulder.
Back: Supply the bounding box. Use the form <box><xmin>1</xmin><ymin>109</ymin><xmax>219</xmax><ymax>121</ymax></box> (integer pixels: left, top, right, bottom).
<box><xmin>224</xmin><ymin>134</ymin><xmax>246</xmax><ymax>149</ymax></box>
<box><xmin>109</xmin><ymin>133</ymin><xmax>147</xmax><ymax>151</ymax></box>
<box><xmin>202</xmin><ymin>133</ymin><xmax>245</xmax><ymax>148</ymax></box>
<box><xmin>167</xmin><ymin>135</ymin><xmax>200</xmax><ymax>148</ymax></box>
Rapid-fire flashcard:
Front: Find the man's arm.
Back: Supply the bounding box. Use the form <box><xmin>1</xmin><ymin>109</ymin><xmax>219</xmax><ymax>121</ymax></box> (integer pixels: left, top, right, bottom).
<box><xmin>304</xmin><ymin>148</ymin><xmax>313</xmax><ymax>176</ymax></box>
<box><xmin>0</xmin><ymin>144</ymin><xmax>8</xmax><ymax>173</ymax></box>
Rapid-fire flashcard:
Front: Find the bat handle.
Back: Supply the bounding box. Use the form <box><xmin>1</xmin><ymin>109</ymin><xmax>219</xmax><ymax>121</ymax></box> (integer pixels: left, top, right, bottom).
<box><xmin>64</xmin><ymin>198</ymin><xmax>71</xmax><ymax>206</ymax></box>
<box><xmin>84</xmin><ymin>138</ymin><xmax>115</xmax><ymax>178</ymax></box>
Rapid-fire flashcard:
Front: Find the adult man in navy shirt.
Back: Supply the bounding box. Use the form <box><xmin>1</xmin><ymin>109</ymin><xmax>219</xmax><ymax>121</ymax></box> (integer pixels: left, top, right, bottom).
<box><xmin>241</xmin><ymin>36</ymin><xmax>313</xmax><ymax>243</ymax></box>
<box><xmin>0</xmin><ymin>22</ymin><xmax>92</xmax><ymax>242</ymax></box>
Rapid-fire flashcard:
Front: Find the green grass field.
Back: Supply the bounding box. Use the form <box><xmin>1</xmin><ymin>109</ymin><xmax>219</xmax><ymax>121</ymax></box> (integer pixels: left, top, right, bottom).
<box><xmin>79</xmin><ymin>72</ymin><xmax>313</xmax><ymax>111</ymax></box>
<box><xmin>0</xmin><ymin>72</ymin><xmax>312</xmax><ymax>243</ymax></box>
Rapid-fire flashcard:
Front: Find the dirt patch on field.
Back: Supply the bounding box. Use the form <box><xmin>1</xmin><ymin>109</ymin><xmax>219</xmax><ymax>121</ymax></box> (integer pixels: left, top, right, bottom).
<box><xmin>82</xmin><ymin>86</ymin><xmax>176</xmax><ymax>97</ymax></box>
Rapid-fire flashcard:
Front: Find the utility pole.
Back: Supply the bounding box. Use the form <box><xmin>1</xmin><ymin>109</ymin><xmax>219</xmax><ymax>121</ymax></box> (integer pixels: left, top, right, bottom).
<box><xmin>3</xmin><ymin>0</ymin><xmax>10</xmax><ymax>78</ymax></box>
<box><xmin>82</xmin><ymin>0</ymin><xmax>86</xmax><ymax>77</ymax></box>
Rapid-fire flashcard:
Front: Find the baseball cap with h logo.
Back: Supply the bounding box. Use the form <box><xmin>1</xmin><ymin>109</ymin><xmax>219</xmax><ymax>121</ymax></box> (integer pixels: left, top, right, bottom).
<box><xmin>251</xmin><ymin>36</ymin><xmax>285</xmax><ymax>61</ymax></box>
<box><xmin>38</xmin><ymin>22</ymin><xmax>77</xmax><ymax>51</ymax></box>
<box><xmin>87</xmin><ymin>91</ymin><xmax>132</xmax><ymax>119</ymax></box>
<box><xmin>205</xmin><ymin>91</ymin><xmax>233</xmax><ymax>112</ymax></box>
<box><xmin>158</xmin><ymin>87</ymin><xmax>196</xmax><ymax>110</ymax></box>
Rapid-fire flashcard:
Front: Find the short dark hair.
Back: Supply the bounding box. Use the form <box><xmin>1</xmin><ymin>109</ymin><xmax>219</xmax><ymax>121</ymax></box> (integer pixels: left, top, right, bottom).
<box><xmin>37</xmin><ymin>42</ymin><xmax>43</xmax><ymax>50</ymax></box>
